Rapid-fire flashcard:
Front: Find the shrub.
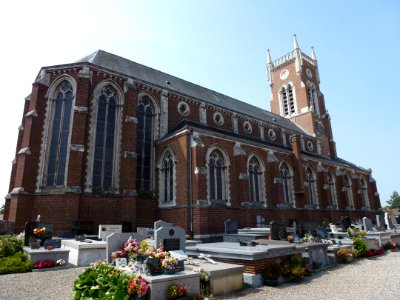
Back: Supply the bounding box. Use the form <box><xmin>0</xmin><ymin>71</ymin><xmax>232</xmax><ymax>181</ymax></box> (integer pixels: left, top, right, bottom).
<box><xmin>336</xmin><ymin>248</ymin><xmax>352</xmax><ymax>263</ymax></box>
<box><xmin>280</xmin><ymin>256</ymin><xmax>307</xmax><ymax>283</ymax></box>
<box><xmin>352</xmin><ymin>237</ymin><xmax>367</xmax><ymax>257</ymax></box>
<box><xmin>73</xmin><ymin>261</ymin><xmax>136</xmax><ymax>300</ymax></box>
<box><xmin>0</xmin><ymin>235</ymin><xmax>23</xmax><ymax>258</ymax></box>
<box><xmin>0</xmin><ymin>252</ymin><xmax>33</xmax><ymax>275</ymax></box>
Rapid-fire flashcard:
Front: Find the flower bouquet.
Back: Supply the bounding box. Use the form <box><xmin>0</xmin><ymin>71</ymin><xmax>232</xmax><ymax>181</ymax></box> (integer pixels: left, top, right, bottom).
<box><xmin>33</xmin><ymin>227</ymin><xmax>46</xmax><ymax>237</ymax></box>
<box><xmin>161</xmin><ymin>255</ymin><xmax>178</xmax><ymax>274</ymax></box>
<box><xmin>128</xmin><ymin>275</ymin><xmax>150</xmax><ymax>300</ymax></box>
<box><xmin>166</xmin><ymin>283</ymin><xmax>187</xmax><ymax>300</ymax></box>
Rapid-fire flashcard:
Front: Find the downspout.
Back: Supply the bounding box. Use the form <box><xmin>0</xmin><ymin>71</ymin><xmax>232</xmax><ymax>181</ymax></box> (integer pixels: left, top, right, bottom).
<box><xmin>188</xmin><ymin>130</ymin><xmax>194</xmax><ymax>239</ymax></box>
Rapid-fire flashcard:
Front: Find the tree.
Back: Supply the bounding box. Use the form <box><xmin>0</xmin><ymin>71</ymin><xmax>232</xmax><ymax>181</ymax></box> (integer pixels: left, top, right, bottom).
<box><xmin>0</xmin><ymin>203</ymin><xmax>4</xmax><ymax>215</ymax></box>
<box><xmin>387</xmin><ymin>191</ymin><xmax>400</xmax><ymax>208</ymax></box>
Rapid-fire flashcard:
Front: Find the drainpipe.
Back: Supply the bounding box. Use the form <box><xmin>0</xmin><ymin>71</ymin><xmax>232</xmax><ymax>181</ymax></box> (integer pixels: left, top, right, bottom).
<box><xmin>188</xmin><ymin>130</ymin><xmax>194</xmax><ymax>239</ymax></box>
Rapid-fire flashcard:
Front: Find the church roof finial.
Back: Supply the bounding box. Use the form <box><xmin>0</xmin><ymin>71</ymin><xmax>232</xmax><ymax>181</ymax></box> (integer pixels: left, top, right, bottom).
<box><xmin>267</xmin><ymin>48</ymin><xmax>272</xmax><ymax>64</ymax></box>
<box><xmin>293</xmin><ymin>34</ymin><xmax>300</xmax><ymax>49</ymax></box>
<box><xmin>311</xmin><ymin>46</ymin><xmax>317</xmax><ymax>60</ymax></box>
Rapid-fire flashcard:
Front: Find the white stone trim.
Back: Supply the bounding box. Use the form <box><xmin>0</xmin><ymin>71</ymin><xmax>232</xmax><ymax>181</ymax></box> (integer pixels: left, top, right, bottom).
<box><xmin>247</xmin><ymin>154</ymin><xmax>267</xmax><ymax>207</ymax></box>
<box><xmin>157</xmin><ymin>147</ymin><xmax>177</xmax><ymax>208</ymax></box>
<box><xmin>36</xmin><ymin>74</ymin><xmax>77</xmax><ymax>192</ymax></box>
<box><xmin>206</xmin><ymin>145</ymin><xmax>231</xmax><ymax>206</ymax></box>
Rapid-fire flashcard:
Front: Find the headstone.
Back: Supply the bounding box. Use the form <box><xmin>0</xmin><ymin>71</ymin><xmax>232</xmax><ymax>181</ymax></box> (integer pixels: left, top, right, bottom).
<box><xmin>98</xmin><ymin>225</ymin><xmax>122</xmax><ymax>241</ymax></box>
<box><xmin>154</xmin><ymin>220</ymin><xmax>172</xmax><ymax>231</ymax></box>
<box><xmin>106</xmin><ymin>232</ymin><xmax>144</xmax><ymax>264</ymax></box>
<box><xmin>384</xmin><ymin>213</ymin><xmax>393</xmax><ymax>229</ymax></box>
<box><xmin>329</xmin><ymin>224</ymin><xmax>340</xmax><ymax>234</ymax></box>
<box><xmin>376</xmin><ymin>215</ymin><xmax>383</xmax><ymax>231</ymax></box>
<box><xmin>363</xmin><ymin>217</ymin><xmax>373</xmax><ymax>232</ymax></box>
<box><xmin>341</xmin><ymin>216</ymin><xmax>351</xmax><ymax>230</ymax></box>
<box><xmin>24</xmin><ymin>221</ymin><xmax>39</xmax><ymax>246</ymax></box>
<box><xmin>270</xmin><ymin>221</ymin><xmax>287</xmax><ymax>240</ymax></box>
<box><xmin>316</xmin><ymin>228</ymin><xmax>329</xmax><ymax>240</ymax></box>
<box><xmin>155</xmin><ymin>226</ymin><xmax>186</xmax><ymax>251</ymax></box>
<box><xmin>137</xmin><ymin>227</ymin><xmax>154</xmax><ymax>239</ymax></box>
<box><xmin>44</xmin><ymin>239</ymin><xmax>62</xmax><ymax>249</ymax></box>
<box><xmin>23</xmin><ymin>221</ymin><xmax>53</xmax><ymax>246</ymax></box>
<box><xmin>224</xmin><ymin>219</ymin><xmax>238</xmax><ymax>234</ymax></box>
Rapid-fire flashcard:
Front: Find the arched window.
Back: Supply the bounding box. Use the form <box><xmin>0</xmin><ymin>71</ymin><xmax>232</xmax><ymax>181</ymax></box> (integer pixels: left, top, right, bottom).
<box><xmin>92</xmin><ymin>86</ymin><xmax>118</xmax><ymax>188</ymax></box>
<box><xmin>159</xmin><ymin>150</ymin><xmax>175</xmax><ymax>205</ymax></box>
<box><xmin>45</xmin><ymin>81</ymin><xmax>74</xmax><ymax>187</ymax></box>
<box><xmin>208</xmin><ymin>149</ymin><xmax>229</xmax><ymax>203</ymax></box>
<box><xmin>344</xmin><ymin>175</ymin><xmax>354</xmax><ymax>209</ymax></box>
<box><xmin>248</xmin><ymin>157</ymin><xmax>264</xmax><ymax>203</ymax></box>
<box><xmin>307</xmin><ymin>82</ymin><xmax>320</xmax><ymax>115</ymax></box>
<box><xmin>136</xmin><ymin>96</ymin><xmax>154</xmax><ymax>191</ymax></box>
<box><xmin>360</xmin><ymin>178</ymin><xmax>369</xmax><ymax>209</ymax></box>
<box><xmin>327</xmin><ymin>172</ymin><xmax>338</xmax><ymax>208</ymax></box>
<box><xmin>280</xmin><ymin>84</ymin><xmax>296</xmax><ymax>117</ymax></box>
<box><xmin>306</xmin><ymin>167</ymin><xmax>318</xmax><ymax>207</ymax></box>
<box><xmin>280</xmin><ymin>162</ymin><xmax>294</xmax><ymax>205</ymax></box>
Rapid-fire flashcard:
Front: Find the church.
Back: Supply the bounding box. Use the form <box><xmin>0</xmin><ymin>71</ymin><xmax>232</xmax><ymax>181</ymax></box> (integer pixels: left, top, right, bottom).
<box><xmin>4</xmin><ymin>36</ymin><xmax>381</xmax><ymax>239</ymax></box>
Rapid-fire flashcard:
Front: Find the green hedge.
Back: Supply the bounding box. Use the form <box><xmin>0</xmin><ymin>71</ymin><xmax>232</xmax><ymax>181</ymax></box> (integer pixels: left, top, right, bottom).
<box><xmin>0</xmin><ymin>235</ymin><xmax>33</xmax><ymax>274</ymax></box>
<box><xmin>0</xmin><ymin>252</ymin><xmax>33</xmax><ymax>275</ymax></box>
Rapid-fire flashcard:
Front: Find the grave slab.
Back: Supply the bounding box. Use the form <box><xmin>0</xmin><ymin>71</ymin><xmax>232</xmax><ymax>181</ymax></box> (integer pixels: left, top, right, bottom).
<box><xmin>185</xmin><ymin>261</ymin><xmax>244</xmax><ymax>296</ymax></box>
<box><xmin>62</xmin><ymin>239</ymin><xmax>106</xmax><ymax>266</ymax></box>
<box><xmin>140</xmin><ymin>271</ymin><xmax>199</xmax><ymax>300</ymax></box>
<box><xmin>23</xmin><ymin>246</ymin><xmax>69</xmax><ymax>265</ymax></box>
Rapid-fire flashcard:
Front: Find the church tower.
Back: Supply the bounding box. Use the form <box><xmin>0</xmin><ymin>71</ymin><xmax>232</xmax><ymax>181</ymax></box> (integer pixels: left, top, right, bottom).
<box><xmin>267</xmin><ymin>35</ymin><xmax>337</xmax><ymax>158</ymax></box>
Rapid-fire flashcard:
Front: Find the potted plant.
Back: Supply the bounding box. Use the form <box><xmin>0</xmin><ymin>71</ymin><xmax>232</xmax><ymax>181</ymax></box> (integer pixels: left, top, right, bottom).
<box><xmin>262</xmin><ymin>262</ymin><xmax>280</xmax><ymax>286</ymax></box>
<box><xmin>336</xmin><ymin>248</ymin><xmax>353</xmax><ymax>263</ymax></box>
<box><xmin>280</xmin><ymin>256</ymin><xmax>307</xmax><ymax>283</ymax></box>
<box><xmin>128</xmin><ymin>275</ymin><xmax>150</xmax><ymax>300</ymax></box>
<box><xmin>166</xmin><ymin>283</ymin><xmax>187</xmax><ymax>300</ymax></box>
<box><xmin>161</xmin><ymin>255</ymin><xmax>178</xmax><ymax>274</ymax></box>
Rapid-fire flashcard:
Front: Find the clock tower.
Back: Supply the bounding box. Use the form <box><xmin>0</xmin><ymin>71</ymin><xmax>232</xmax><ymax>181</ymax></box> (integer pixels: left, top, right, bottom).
<box><xmin>267</xmin><ymin>35</ymin><xmax>337</xmax><ymax>158</ymax></box>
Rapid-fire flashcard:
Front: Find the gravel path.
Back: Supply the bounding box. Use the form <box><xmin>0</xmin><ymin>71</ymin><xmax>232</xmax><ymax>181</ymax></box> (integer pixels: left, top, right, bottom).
<box><xmin>1</xmin><ymin>251</ymin><xmax>399</xmax><ymax>300</ymax></box>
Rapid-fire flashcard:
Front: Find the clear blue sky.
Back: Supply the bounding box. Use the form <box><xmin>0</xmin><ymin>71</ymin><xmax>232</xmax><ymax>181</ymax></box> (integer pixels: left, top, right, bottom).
<box><xmin>0</xmin><ymin>0</ymin><xmax>399</xmax><ymax>207</ymax></box>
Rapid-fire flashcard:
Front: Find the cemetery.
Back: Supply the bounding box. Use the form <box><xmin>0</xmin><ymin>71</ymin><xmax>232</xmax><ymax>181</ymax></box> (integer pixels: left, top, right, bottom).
<box><xmin>1</xmin><ymin>212</ymin><xmax>400</xmax><ymax>299</ymax></box>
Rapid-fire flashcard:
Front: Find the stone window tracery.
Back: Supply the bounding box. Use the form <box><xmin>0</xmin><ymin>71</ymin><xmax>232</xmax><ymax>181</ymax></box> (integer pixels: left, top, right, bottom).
<box><xmin>360</xmin><ymin>177</ymin><xmax>369</xmax><ymax>209</ymax></box>
<box><xmin>248</xmin><ymin>156</ymin><xmax>265</xmax><ymax>203</ymax></box>
<box><xmin>280</xmin><ymin>83</ymin><xmax>296</xmax><ymax>117</ymax></box>
<box><xmin>306</xmin><ymin>167</ymin><xmax>318</xmax><ymax>207</ymax></box>
<box><xmin>213</xmin><ymin>112</ymin><xmax>224</xmax><ymax>126</ymax></box>
<box><xmin>158</xmin><ymin>150</ymin><xmax>176</xmax><ymax>206</ymax></box>
<box><xmin>207</xmin><ymin>149</ymin><xmax>229</xmax><ymax>204</ymax></box>
<box><xmin>280</xmin><ymin>162</ymin><xmax>294</xmax><ymax>205</ymax></box>
<box><xmin>327</xmin><ymin>171</ymin><xmax>338</xmax><ymax>208</ymax></box>
<box><xmin>44</xmin><ymin>80</ymin><xmax>74</xmax><ymax>187</ymax></box>
<box><xmin>243</xmin><ymin>121</ymin><xmax>252</xmax><ymax>134</ymax></box>
<box><xmin>136</xmin><ymin>96</ymin><xmax>155</xmax><ymax>192</ymax></box>
<box><xmin>344</xmin><ymin>175</ymin><xmax>354</xmax><ymax>209</ymax></box>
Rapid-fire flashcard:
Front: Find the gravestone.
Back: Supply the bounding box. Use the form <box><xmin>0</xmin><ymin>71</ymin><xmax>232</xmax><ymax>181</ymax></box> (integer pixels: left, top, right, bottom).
<box><xmin>316</xmin><ymin>228</ymin><xmax>329</xmax><ymax>240</ymax></box>
<box><xmin>98</xmin><ymin>225</ymin><xmax>122</xmax><ymax>241</ymax></box>
<box><xmin>155</xmin><ymin>226</ymin><xmax>186</xmax><ymax>251</ymax></box>
<box><xmin>23</xmin><ymin>221</ymin><xmax>53</xmax><ymax>247</ymax></box>
<box><xmin>154</xmin><ymin>220</ymin><xmax>172</xmax><ymax>231</ymax></box>
<box><xmin>24</xmin><ymin>221</ymin><xmax>39</xmax><ymax>246</ymax></box>
<box><xmin>137</xmin><ymin>227</ymin><xmax>154</xmax><ymax>239</ymax></box>
<box><xmin>270</xmin><ymin>221</ymin><xmax>287</xmax><ymax>240</ymax></box>
<box><xmin>44</xmin><ymin>239</ymin><xmax>62</xmax><ymax>249</ymax></box>
<box><xmin>224</xmin><ymin>219</ymin><xmax>238</xmax><ymax>234</ymax></box>
<box><xmin>384</xmin><ymin>213</ymin><xmax>393</xmax><ymax>230</ymax></box>
<box><xmin>106</xmin><ymin>232</ymin><xmax>144</xmax><ymax>264</ymax></box>
<box><xmin>341</xmin><ymin>216</ymin><xmax>351</xmax><ymax>230</ymax></box>
<box><xmin>363</xmin><ymin>217</ymin><xmax>373</xmax><ymax>232</ymax></box>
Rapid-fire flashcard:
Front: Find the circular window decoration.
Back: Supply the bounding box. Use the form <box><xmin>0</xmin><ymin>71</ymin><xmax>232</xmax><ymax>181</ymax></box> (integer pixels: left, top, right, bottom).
<box><xmin>280</xmin><ymin>69</ymin><xmax>289</xmax><ymax>80</ymax></box>
<box><xmin>213</xmin><ymin>112</ymin><xmax>224</xmax><ymax>126</ymax></box>
<box><xmin>307</xmin><ymin>140</ymin><xmax>314</xmax><ymax>151</ymax></box>
<box><xmin>177</xmin><ymin>101</ymin><xmax>190</xmax><ymax>116</ymax></box>
<box><xmin>243</xmin><ymin>121</ymin><xmax>252</xmax><ymax>134</ymax></box>
<box><xmin>268</xmin><ymin>128</ymin><xmax>276</xmax><ymax>141</ymax></box>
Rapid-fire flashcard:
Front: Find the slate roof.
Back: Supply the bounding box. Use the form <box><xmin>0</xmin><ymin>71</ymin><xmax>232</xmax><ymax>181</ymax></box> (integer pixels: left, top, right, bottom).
<box><xmin>73</xmin><ymin>50</ymin><xmax>306</xmax><ymax>135</ymax></box>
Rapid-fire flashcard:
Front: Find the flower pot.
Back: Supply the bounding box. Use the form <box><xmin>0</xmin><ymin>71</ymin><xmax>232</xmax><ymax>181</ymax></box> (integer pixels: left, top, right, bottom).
<box><xmin>346</xmin><ymin>255</ymin><xmax>353</xmax><ymax>263</ymax></box>
<box><xmin>163</xmin><ymin>268</ymin><xmax>176</xmax><ymax>275</ymax></box>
